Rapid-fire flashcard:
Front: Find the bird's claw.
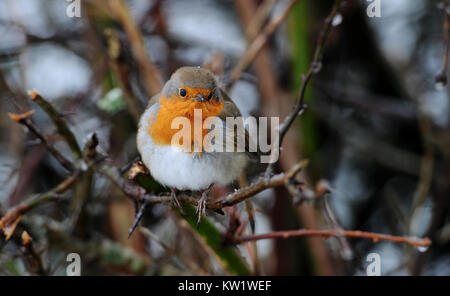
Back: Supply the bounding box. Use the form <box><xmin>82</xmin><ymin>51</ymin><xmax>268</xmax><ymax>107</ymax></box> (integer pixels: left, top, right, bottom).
<box><xmin>171</xmin><ymin>189</ymin><xmax>185</xmax><ymax>215</ymax></box>
<box><xmin>196</xmin><ymin>192</ymin><xmax>208</xmax><ymax>227</ymax></box>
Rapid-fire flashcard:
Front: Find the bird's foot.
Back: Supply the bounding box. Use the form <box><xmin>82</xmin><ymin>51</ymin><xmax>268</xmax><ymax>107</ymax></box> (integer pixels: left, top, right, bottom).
<box><xmin>195</xmin><ymin>193</ymin><xmax>207</xmax><ymax>227</ymax></box>
<box><xmin>196</xmin><ymin>185</ymin><xmax>213</xmax><ymax>227</ymax></box>
<box><xmin>171</xmin><ymin>188</ymin><xmax>185</xmax><ymax>215</ymax></box>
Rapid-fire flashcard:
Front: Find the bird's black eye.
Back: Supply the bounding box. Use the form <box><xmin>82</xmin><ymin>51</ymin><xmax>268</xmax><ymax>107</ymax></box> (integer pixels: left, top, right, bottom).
<box><xmin>207</xmin><ymin>90</ymin><xmax>214</xmax><ymax>100</ymax></box>
<box><xmin>179</xmin><ymin>88</ymin><xmax>187</xmax><ymax>97</ymax></box>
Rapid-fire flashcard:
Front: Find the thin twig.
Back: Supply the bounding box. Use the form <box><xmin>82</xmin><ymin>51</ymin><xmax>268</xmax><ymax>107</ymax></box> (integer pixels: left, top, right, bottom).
<box><xmin>70</xmin><ymin>133</ymin><xmax>99</xmax><ymax>234</ymax></box>
<box><xmin>265</xmin><ymin>0</ymin><xmax>342</xmax><ymax>174</ymax></box>
<box><xmin>98</xmin><ymin>164</ymin><xmax>147</xmax><ymax>202</ymax></box>
<box><xmin>233</xmin><ymin>229</ymin><xmax>432</xmax><ymax>249</ymax></box>
<box><xmin>210</xmin><ymin>160</ymin><xmax>308</xmax><ymax>210</ymax></box>
<box><xmin>229</xmin><ymin>0</ymin><xmax>300</xmax><ymax>84</ymax></box>
<box><xmin>119</xmin><ymin>156</ymin><xmax>141</xmax><ymax>175</ymax></box>
<box><xmin>100</xmin><ymin>160</ymin><xmax>308</xmax><ymax>212</ymax></box>
<box><xmin>108</xmin><ymin>0</ymin><xmax>164</xmax><ymax>96</ymax></box>
<box><xmin>8</xmin><ymin>111</ymin><xmax>75</xmax><ymax>172</ymax></box>
<box><xmin>239</xmin><ymin>172</ymin><xmax>259</xmax><ymax>275</ymax></box>
<box><xmin>20</xmin><ymin>231</ymin><xmax>47</xmax><ymax>275</ymax></box>
<box><xmin>408</xmin><ymin>114</ymin><xmax>434</xmax><ymax>235</ymax></box>
<box><xmin>28</xmin><ymin>90</ymin><xmax>82</xmax><ymax>160</ymax></box>
<box><xmin>0</xmin><ymin>173</ymin><xmax>79</xmax><ymax>239</ymax></box>
<box><xmin>128</xmin><ymin>200</ymin><xmax>149</xmax><ymax>238</ymax></box>
<box><xmin>246</xmin><ymin>0</ymin><xmax>278</xmax><ymax>41</ymax></box>
<box><xmin>315</xmin><ymin>181</ymin><xmax>353</xmax><ymax>260</ymax></box>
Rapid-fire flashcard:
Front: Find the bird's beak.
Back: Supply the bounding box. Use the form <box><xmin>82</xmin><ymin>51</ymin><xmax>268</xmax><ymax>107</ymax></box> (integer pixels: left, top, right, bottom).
<box><xmin>194</xmin><ymin>94</ymin><xmax>205</xmax><ymax>102</ymax></box>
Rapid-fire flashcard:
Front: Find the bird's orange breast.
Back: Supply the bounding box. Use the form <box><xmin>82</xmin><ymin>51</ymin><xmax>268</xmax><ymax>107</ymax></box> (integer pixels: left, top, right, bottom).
<box><xmin>148</xmin><ymin>95</ymin><xmax>225</xmax><ymax>148</ymax></box>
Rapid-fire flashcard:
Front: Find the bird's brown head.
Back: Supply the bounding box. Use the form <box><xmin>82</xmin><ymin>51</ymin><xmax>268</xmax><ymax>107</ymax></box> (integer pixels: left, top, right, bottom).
<box><xmin>162</xmin><ymin>66</ymin><xmax>222</xmax><ymax>103</ymax></box>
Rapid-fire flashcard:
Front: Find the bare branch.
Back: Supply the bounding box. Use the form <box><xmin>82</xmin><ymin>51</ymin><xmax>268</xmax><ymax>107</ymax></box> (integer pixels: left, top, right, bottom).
<box><xmin>108</xmin><ymin>0</ymin><xmax>164</xmax><ymax>96</ymax></box>
<box><xmin>210</xmin><ymin>160</ymin><xmax>309</xmax><ymax>210</ymax></box>
<box><xmin>8</xmin><ymin>110</ymin><xmax>75</xmax><ymax>172</ymax></box>
<box><xmin>266</xmin><ymin>0</ymin><xmax>343</xmax><ymax>174</ymax></box>
<box><xmin>229</xmin><ymin>0</ymin><xmax>300</xmax><ymax>84</ymax></box>
<box><xmin>28</xmin><ymin>90</ymin><xmax>82</xmax><ymax>160</ymax></box>
<box><xmin>20</xmin><ymin>231</ymin><xmax>47</xmax><ymax>275</ymax></box>
<box><xmin>99</xmin><ymin>159</ymin><xmax>309</xmax><ymax>212</ymax></box>
<box><xmin>0</xmin><ymin>173</ymin><xmax>79</xmax><ymax>240</ymax></box>
<box><xmin>232</xmin><ymin>229</ymin><xmax>432</xmax><ymax>249</ymax></box>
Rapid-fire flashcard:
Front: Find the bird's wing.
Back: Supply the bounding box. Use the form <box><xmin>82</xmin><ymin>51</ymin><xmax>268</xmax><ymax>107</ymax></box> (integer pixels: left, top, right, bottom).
<box><xmin>217</xmin><ymin>88</ymin><xmax>259</xmax><ymax>160</ymax></box>
<box><xmin>146</xmin><ymin>93</ymin><xmax>161</xmax><ymax>109</ymax></box>
<box><xmin>138</xmin><ymin>93</ymin><xmax>161</xmax><ymax>132</ymax></box>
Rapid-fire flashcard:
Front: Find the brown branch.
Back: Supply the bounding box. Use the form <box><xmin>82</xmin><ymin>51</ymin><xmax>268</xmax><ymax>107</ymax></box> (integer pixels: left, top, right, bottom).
<box><xmin>315</xmin><ymin>180</ymin><xmax>353</xmax><ymax>260</ymax></box>
<box><xmin>70</xmin><ymin>134</ymin><xmax>100</xmax><ymax>235</ymax></box>
<box><xmin>0</xmin><ymin>173</ymin><xmax>79</xmax><ymax>240</ymax></box>
<box><xmin>265</xmin><ymin>0</ymin><xmax>342</xmax><ymax>174</ymax></box>
<box><xmin>20</xmin><ymin>231</ymin><xmax>47</xmax><ymax>275</ymax></box>
<box><xmin>233</xmin><ymin>229</ymin><xmax>432</xmax><ymax>249</ymax></box>
<box><xmin>98</xmin><ymin>164</ymin><xmax>147</xmax><ymax>202</ymax></box>
<box><xmin>8</xmin><ymin>110</ymin><xmax>76</xmax><ymax>172</ymax></box>
<box><xmin>229</xmin><ymin>0</ymin><xmax>300</xmax><ymax>84</ymax></box>
<box><xmin>210</xmin><ymin>160</ymin><xmax>309</xmax><ymax>210</ymax></box>
<box><xmin>128</xmin><ymin>199</ymin><xmax>149</xmax><ymax>238</ymax></box>
<box><xmin>28</xmin><ymin>90</ymin><xmax>82</xmax><ymax>160</ymax></box>
<box><xmin>245</xmin><ymin>0</ymin><xmax>278</xmax><ymax>41</ymax></box>
<box><xmin>234</xmin><ymin>0</ymin><xmax>336</xmax><ymax>275</ymax></box>
<box><xmin>108</xmin><ymin>0</ymin><xmax>164</xmax><ymax>97</ymax></box>
<box><xmin>99</xmin><ymin>160</ymin><xmax>309</xmax><ymax>212</ymax></box>
<box><xmin>102</xmin><ymin>160</ymin><xmax>431</xmax><ymax>252</ymax></box>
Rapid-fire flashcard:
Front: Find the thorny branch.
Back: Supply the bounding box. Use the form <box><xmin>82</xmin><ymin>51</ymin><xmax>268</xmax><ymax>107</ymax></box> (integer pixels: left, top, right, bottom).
<box><xmin>99</xmin><ymin>159</ymin><xmax>309</xmax><ymax>212</ymax></box>
<box><xmin>0</xmin><ymin>173</ymin><xmax>79</xmax><ymax>239</ymax></box>
<box><xmin>266</xmin><ymin>0</ymin><xmax>343</xmax><ymax>174</ymax></box>
<box><xmin>1</xmin><ymin>90</ymin><xmax>96</xmax><ymax>240</ymax></box>
<box><xmin>7</xmin><ymin>110</ymin><xmax>75</xmax><ymax>172</ymax></box>
<box><xmin>102</xmin><ymin>158</ymin><xmax>431</xmax><ymax>250</ymax></box>
<box><xmin>28</xmin><ymin>90</ymin><xmax>82</xmax><ymax>160</ymax></box>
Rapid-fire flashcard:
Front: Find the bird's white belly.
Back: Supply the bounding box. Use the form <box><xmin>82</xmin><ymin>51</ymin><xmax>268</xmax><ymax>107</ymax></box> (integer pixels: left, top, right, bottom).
<box><xmin>147</xmin><ymin>144</ymin><xmax>246</xmax><ymax>190</ymax></box>
<box><xmin>137</xmin><ymin>105</ymin><xmax>246</xmax><ymax>191</ymax></box>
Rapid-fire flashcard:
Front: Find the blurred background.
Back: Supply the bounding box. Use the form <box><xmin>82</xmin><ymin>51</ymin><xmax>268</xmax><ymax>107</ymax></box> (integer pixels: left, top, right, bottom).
<box><xmin>0</xmin><ymin>0</ymin><xmax>449</xmax><ymax>275</ymax></box>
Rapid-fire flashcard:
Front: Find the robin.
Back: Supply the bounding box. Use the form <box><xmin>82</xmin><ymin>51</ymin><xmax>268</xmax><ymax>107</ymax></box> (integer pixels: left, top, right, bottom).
<box><xmin>137</xmin><ymin>66</ymin><xmax>255</xmax><ymax>224</ymax></box>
